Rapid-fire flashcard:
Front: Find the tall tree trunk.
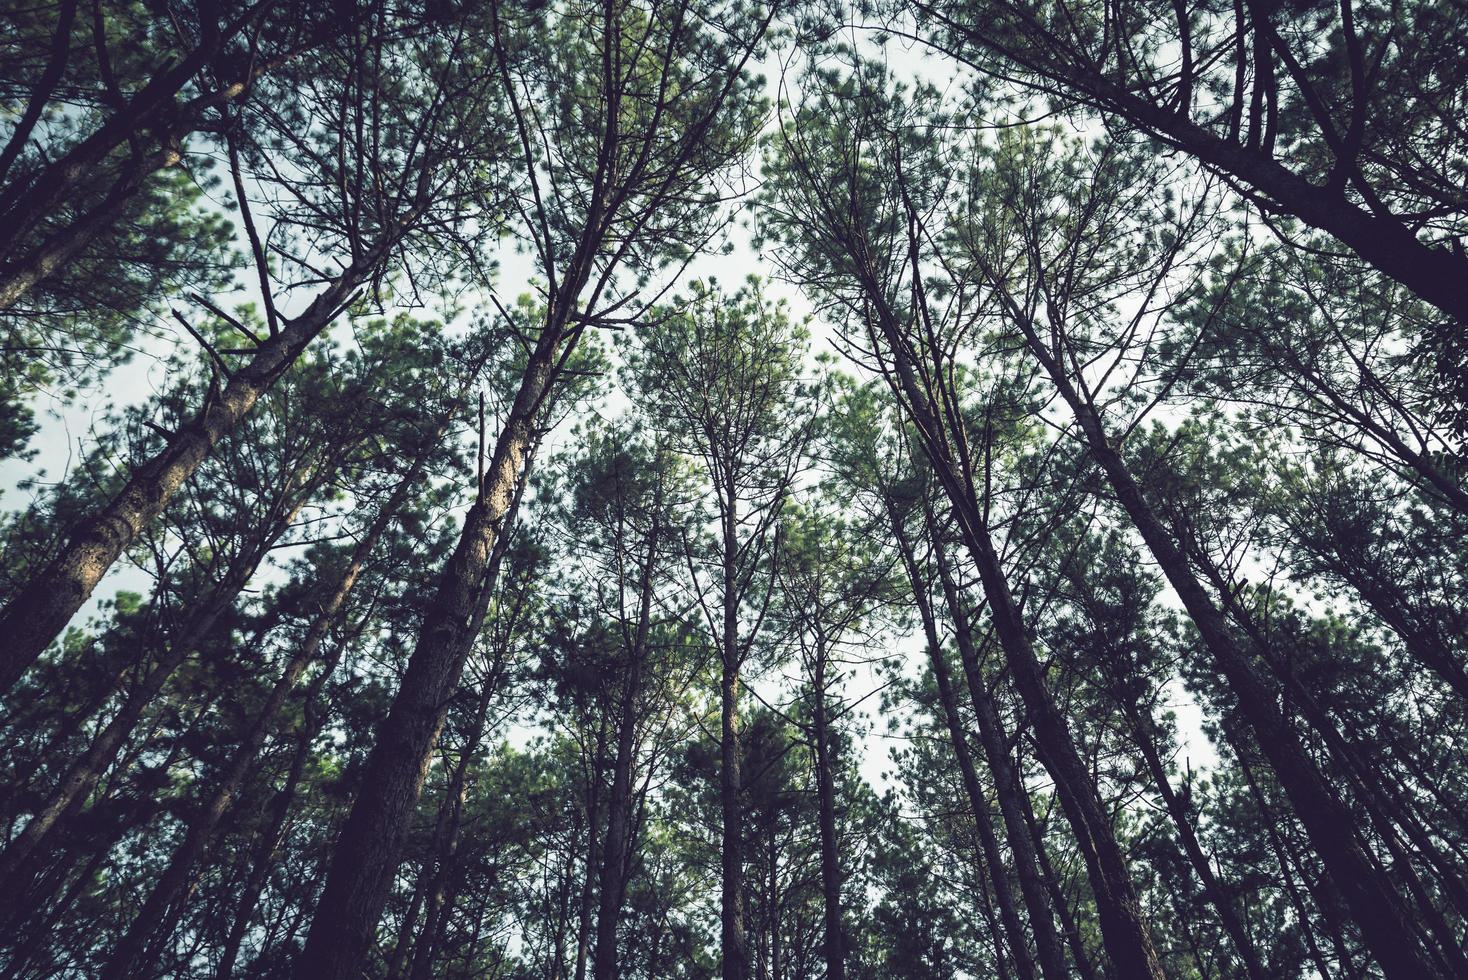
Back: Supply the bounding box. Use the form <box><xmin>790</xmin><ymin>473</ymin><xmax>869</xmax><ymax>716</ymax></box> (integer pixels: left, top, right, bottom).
<box><xmin>1005</xmin><ymin>307</ymin><xmax>1442</xmax><ymax>977</ymax></box>
<box><xmin>1122</xmin><ymin>704</ymin><xmax>1268</xmax><ymax>980</ymax></box>
<box><xmin>98</xmin><ymin>443</ymin><xmax>435</xmax><ymax>980</ymax></box>
<box><xmin>0</xmin><ymin>483</ymin><xmax>310</xmax><ymax>890</ymax></box>
<box><xmin>572</xmin><ymin>716</ymin><xmax>608</xmax><ymax>980</ymax></box>
<box><xmin>810</xmin><ymin>627</ymin><xmax>846</xmax><ymax>980</ymax></box>
<box><xmin>936</xmin><ymin>18</ymin><xmax>1468</xmax><ymax>326</ymax></box>
<box><xmin>0</xmin><ymin>6</ymin><xmax>262</xmax><ymax>266</ymax></box>
<box><xmin>1235</xmin><ymin>742</ymin><xmax>1356</xmax><ymax>979</ymax></box>
<box><xmin>887</xmin><ymin>510</ymin><xmax>1043</xmax><ymax>980</ymax></box>
<box><xmin>293</xmin><ymin>330</ymin><xmax>557</xmax><ymax>978</ymax></box>
<box><xmin>1018</xmin><ymin>790</ymin><xmax>1101</xmax><ymax>980</ymax></box>
<box><xmin>0</xmin><ymin>140</ymin><xmax>179</xmax><ymax>310</ymax></box>
<box><xmin>214</xmin><ymin>633</ymin><xmax>344</xmax><ymax>980</ymax></box>
<box><xmin>719</xmin><ymin>494</ymin><xmax>749</xmax><ymax>980</ymax></box>
<box><xmin>0</xmin><ymin>238</ymin><xmax>400</xmax><ymax>691</ymax></box>
<box><xmin>857</xmin><ymin>263</ymin><xmax>1165</xmax><ymax>978</ymax></box>
<box><xmin>591</xmin><ymin>493</ymin><xmax>663</xmax><ymax>980</ymax></box>
<box><xmin>927</xmin><ymin>517</ymin><xmax>1101</xmax><ymax>980</ymax></box>
<box><xmin>408</xmin><ymin>684</ymin><xmax>495</xmax><ymax>980</ymax></box>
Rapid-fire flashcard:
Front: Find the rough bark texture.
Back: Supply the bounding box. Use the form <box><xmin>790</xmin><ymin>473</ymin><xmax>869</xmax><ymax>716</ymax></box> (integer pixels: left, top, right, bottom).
<box><xmin>1011</xmin><ymin>313</ymin><xmax>1441</xmax><ymax>978</ymax></box>
<box><xmin>888</xmin><ymin>513</ymin><xmax>1041</xmax><ymax>980</ymax></box>
<box><xmin>851</xmin><ymin>249</ymin><xmax>1165</xmax><ymax>978</ymax></box>
<box><xmin>926</xmin><ymin>527</ymin><xmax>1077</xmax><ymax>980</ymax></box>
<box><xmin>292</xmin><ymin>324</ymin><xmax>558</xmax><ymax>980</ymax></box>
<box><xmin>0</xmin><ymin>242</ymin><xmax>394</xmax><ymax>692</ymax></box>
<box><xmin>0</xmin><ymin>488</ymin><xmax>309</xmax><ymax>891</ymax></box>
<box><xmin>98</xmin><ymin>447</ymin><xmax>431</xmax><ymax>980</ymax></box>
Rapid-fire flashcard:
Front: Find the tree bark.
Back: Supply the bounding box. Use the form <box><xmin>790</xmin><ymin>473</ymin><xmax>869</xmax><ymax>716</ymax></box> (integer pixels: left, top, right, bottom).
<box><xmin>1123</xmin><ymin>703</ymin><xmax>1268</xmax><ymax>980</ymax></box>
<box><xmin>933</xmin><ymin>14</ymin><xmax>1468</xmax><ymax>327</ymax></box>
<box><xmin>591</xmin><ymin>490</ymin><xmax>663</xmax><ymax>980</ymax></box>
<box><xmin>215</xmin><ymin>638</ymin><xmax>343</xmax><ymax>980</ymax></box>
<box><xmin>928</xmin><ymin>515</ymin><xmax>1118</xmax><ymax>980</ymax></box>
<box><xmin>408</xmin><ymin>684</ymin><xmax>496</xmax><ymax>980</ymax></box>
<box><xmin>0</xmin><ymin>485</ymin><xmax>309</xmax><ymax>891</ymax></box>
<box><xmin>1004</xmin><ymin>305</ymin><xmax>1442</xmax><ymax>977</ymax></box>
<box><xmin>0</xmin><ymin>239</ymin><xmax>399</xmax><ymax>692</ymax></box>
<box><xmin>887</xmin><ymin>509</ymin><xmax>1042</xmax><ymax>980</ymax></box>
<box><xmin>853</xmin><ymin>249</ymin><xmax>1166</xmax><ymax>978</ymax></box>
<box><xmin>719</xmin><ymin>492</ymin><xmax>750</xmax><ymax>980</ymax></box>
<box><xmin>292</xmin><ymin>324</ymin><xmax>557</xmax><ymax>979</ymax></box>
<box><xmin>98</xmin><ymin>443</ymin><xmax>435</xmax><ymax>980</ymax></box>
<box><xmin>810</xmin><ymin>626</ymin><xmax>846</xmax><ymax>980</ymax></box>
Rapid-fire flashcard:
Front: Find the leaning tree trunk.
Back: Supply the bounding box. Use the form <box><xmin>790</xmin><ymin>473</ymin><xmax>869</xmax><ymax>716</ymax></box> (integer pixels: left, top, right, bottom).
<box><xmin>718</xmin><ymin>493</ymin><xmax>750</xmax><ymax>980</ymax></box>
<box><xmin>855</xmin><ymin>255</ymin><xmax>1166</xmax><ymax>978</ymax></box>
<box><xmin>0</xmin><ymin>482</ymin><xmax>312</xmax><ymax>891</ymax></box>
<box><xmin>935</xmin><ymin>16</ymin><xmax>1468</xmax><ymax>327</ymax></box>
<box><xmin>214</xmin><ymin>630</ymin><xmax>346</xmax><ymax>980</ymax></box>
<box><xmin>926</xmin><ymin>507</ymin><xmax>1122</xmax><ymax>980</ymax></box>
<box><xmin>0</xmin><ymin>237</ymin><xmax>400</xmax><ymax>692</ymax></box>
<box><xmin>887</xmin><ymin>511</ymin><xmax>1043</xmax><ymax>980</ymax></box>
<box><xmin>0</xmin><ymin>5</ymin><xmax>265</xmax><ymax>268</ymax></box>
<box><xmin>293</xmin><ymin>322</ymin><xmax>560</xmax><ymax>979</ymax></box>
<box><xmin>1003</xmin><ymin>300</ymin><xmax>1444</xmax><ymax>978</ymax></box>
<box><xmin>1121</xmin><ymin>702</ymin><xmax>1269</xmax><ymax>980</ymax></box>
<box><xmin>408</xmin><ymin>684</ymin><xmax>496</xmax><ymax>980</ymax></box>
<box><xmin>98</xmin><ymin>439</ymin><xmax>438</xmax><ymax>980</ymax></box>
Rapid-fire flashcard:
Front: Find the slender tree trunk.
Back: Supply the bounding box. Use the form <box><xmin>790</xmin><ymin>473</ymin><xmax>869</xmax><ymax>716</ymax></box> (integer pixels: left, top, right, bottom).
<box><xmin>810</xmin><ymin>628</ymin><xmax>846</xmax><ymax>980</ymax></box>
<box><xmin>858</xmin><ymin>269</ymin><xmax>1165</xmax><ymax>978</ymax></box>
<box><xmin>0</xmin><ymin>238</ymin><xmax>399</xmax><ymax>691</ymax></box>
<box><xmin>887</xmin><ymin>511</ymin><xmax>1042</xmax><ymax>980</ymax></box>
<box><xmin>0</xmin><ymin>140</ymin><xmax>179</xmax><ymax>310</ymax></box>
<box><xmin>99</xmin><ymin>445</ymin><xmax>435</xmax><ymax>980</ymax></box>
<box><xmin>408</xmin><ymin>686</ymin><xmax>494</xmax><ymax>980</ymax></box>
<box><xmin>934</xmin><ymin>25</ymin><xmax>1468</xmax><ymax>325</ymax></box>
<box><xmin>1018</xmin><ymin>790</ymin><xmax>1101</xmax><ymax>980</ymax></box>
<box><xmin>215</xmin><ymin>630</ymin><xmax>345</xmax><ymax>980</ymax></box>
<box><xmin>591</xmin><ymin>496</ymin><xmax>663</xmax><ymax>980</ymax></box>
<box><xmin>1007</xmin><ymin>312</ymin><xmax>1441</xmax><ymax>977</ymax></box>
<box><xmin>387</xmin><ymin>869</ymin><xmax>430</xmax><ymax>980</ymax></box>
<box><xmin>0</xmin><ymin>23</ymin><xmax>241</xmax><ymax>262</ymax></box>
<box><xmin>927</xmin><ymin>519</ymin><xmax>1097</xmax><ymax>980</ymax></box>
<box><xmin>719</xmin><ymin>494</ymin><xmax>749</xmax><ymax>980</ymax></box>
<box><xmin>293</xmin><ymin>331</ymin><xmax>556</xmax><ymax>978</ymax></box>
<box><xmin>1235</xmin><ymin>744</ymin><xmax>1353</xmax><ymax>979</ymax></box>
<box><xmin>1201</xmin><ymin>555</ymin><xmax>1468</xmax><ymax>953</ymax></box>
<box><xmin>0</xmin><ymin>486</ymin><xmax>309</xmax><ymax>890</ymax></box>
<box><xmin>971</xmin><ymin>856</ymin><xmax>1016</xmax><ymax>980</ymax></box>
<box><xmin>1336</xmin><ymin>568</ymin><xmax>1468</xmax><ymax>702</ymax></box>
<box><xmin>572</xmin><ymin>717</ymin><xmax>608</xmax><ymax>980</ymax></box>
<box><xmin>1123</xmin><ymin>705</ymin><xmax>1268</xmax><ymax>980</ymax></box>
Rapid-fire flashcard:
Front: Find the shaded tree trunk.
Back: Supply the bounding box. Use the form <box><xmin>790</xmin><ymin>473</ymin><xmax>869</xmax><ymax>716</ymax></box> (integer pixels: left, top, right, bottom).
<box><xmin>1122</xmin><ymin>703</ymin><xmax>1268</xmax><ymax>980</ymax></box>
<box><xmin>719</xmin><ymin>492</ymin><xmax>750</xmax><ymax>980</ymax></box>
<box><xmin>854</xmin><ymin>250</ymin><xmax>1165</xmax><ymax>978</ymax></box>
<box><xmin>293</xmin><ymin>335</ymin><xmax>555</xmax><ymax>978</ymax></box>
<box><xmin>591</xmin><ymin>489</ymin><xmax>663</xmax><ymax>980</ymax></box>
<box><xmin>810</xmin><ymin>626</ymin><xmax>846</xmax><ymax>980</ymax></box>
<box><xmin>0</xmin><ymin>237</ymin><xmax>403</xmax><ymax>691</ymax></box>
<box><xmin>0</xmin><ymin>483</ymin><xmax>311</xmax><ymax>890</ymax></box>
<box><xmin>214</xmin><ymin>628</ymin><xmax>346</xmax><ymax>980</ymax></box>
<box><xmin>887</xmin><ymin>509</ymin><xmax>1042</xmax><ymax>980</ymax></box>
<box><xmin>1003</xmin><ymin>305</ymin><xmax>1442</xmax><ymax>977</ymax></box>
<box><xmin>99</xmin><ymin>442</ymin><xmax>436</xmax><ymax>980</ymax></box>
